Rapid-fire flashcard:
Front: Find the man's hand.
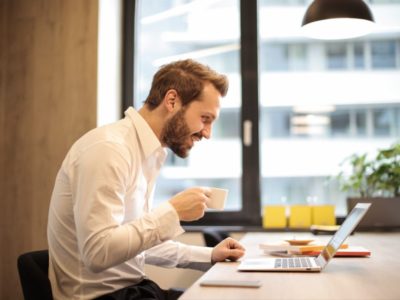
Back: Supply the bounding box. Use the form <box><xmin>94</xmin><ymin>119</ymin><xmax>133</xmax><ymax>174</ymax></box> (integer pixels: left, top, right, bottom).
<box><xmin>169</xmin><ymin>187</ymin><xmax>211</xmax><ymax>221</ymax></box>
<box><xmin>211</xmin><ymin>238</ymin><xmax>246</xmax><ymax>263</ymax></box>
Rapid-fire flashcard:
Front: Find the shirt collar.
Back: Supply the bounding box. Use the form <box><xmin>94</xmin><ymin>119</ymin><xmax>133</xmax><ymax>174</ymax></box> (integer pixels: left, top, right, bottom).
<box><xmin>124</xmin><ymin>107</ymin><xmax>166</xmax><ymax>159</ymax></box>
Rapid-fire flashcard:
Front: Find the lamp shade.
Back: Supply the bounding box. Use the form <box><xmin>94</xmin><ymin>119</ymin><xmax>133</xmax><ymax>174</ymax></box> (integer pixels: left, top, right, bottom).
<box><xmin>301</xmin><ymin>0</ymin><xmax>375</xmax><ymax>40</ymax></box>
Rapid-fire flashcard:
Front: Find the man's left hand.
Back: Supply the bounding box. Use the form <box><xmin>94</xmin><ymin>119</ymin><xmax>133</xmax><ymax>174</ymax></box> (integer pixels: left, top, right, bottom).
<box><xmin>211</xmin><ymin>238</ymin><xmax>245</xmax><ymax>263</ymax></box>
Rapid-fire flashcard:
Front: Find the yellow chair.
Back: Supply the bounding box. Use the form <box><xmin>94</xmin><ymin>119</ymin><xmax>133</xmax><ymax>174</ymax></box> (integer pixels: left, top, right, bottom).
<box><xmin>289</xmin><ymin>205</ymin><xmax>312</xmax><ymax>228</ymax></box>
<box><xmin>312</xmin><ymin>205</ymin><xmax>336</xmax><ymax>226</ymax></box>
<box><xmin>263</xmin><ymin>205</ymin><xmax>287</xmax><ymax>228</ymax></box>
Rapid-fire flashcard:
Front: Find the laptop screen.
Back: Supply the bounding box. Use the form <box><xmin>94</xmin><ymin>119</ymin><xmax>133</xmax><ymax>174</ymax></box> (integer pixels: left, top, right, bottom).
<box><xmin>315</xmin><ymin>203</ymin><xmax>371</xmax><ymax>269</ymax></box>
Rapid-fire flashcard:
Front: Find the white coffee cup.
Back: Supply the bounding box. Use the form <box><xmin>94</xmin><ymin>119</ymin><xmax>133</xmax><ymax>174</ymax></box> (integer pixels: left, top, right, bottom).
<box><xmin>207</xmin><ymin>187</ymin><xmax>228</xmax><ymax>210</ymax></box>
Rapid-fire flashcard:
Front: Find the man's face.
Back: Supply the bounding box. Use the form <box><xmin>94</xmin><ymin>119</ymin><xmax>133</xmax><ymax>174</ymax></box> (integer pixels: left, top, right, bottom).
<box><xmin>161</xmin><ymin>83</ymin><xmax>221</xmax><ymax>158</ymax></box>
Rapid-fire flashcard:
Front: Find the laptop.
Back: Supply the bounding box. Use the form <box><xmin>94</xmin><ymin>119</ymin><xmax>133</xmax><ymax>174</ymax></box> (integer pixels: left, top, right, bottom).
<box><xmin>238</xmin><ymin>203</ymin><xmax>371</xmax><ymax>272</ymax></box>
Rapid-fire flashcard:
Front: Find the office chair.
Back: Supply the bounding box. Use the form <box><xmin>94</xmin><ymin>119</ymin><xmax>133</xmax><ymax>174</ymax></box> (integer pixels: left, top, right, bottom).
<box><xmin>202</xmin><ymin>228</ymin><xmax>230</xmax><ymax>247</ymax></box>
<box><xmin>17</xmin><ymin>249</ymin><xmax>53</xmax><ymax>300</ymax></box>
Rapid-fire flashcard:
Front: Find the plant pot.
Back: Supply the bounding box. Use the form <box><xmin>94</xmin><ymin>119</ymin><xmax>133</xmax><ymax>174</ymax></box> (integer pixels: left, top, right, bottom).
<box><xmin>347</xmin><ymin>197</ymin><xmax>400</xmax><ymax>230</ymax></box>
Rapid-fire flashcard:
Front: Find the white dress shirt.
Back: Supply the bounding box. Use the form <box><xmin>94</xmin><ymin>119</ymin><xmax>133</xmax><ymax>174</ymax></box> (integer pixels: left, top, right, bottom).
<box><xmin>47</xmin><ymin>108</ymin><xmax>212</xmax><ymax>300</ymax></box>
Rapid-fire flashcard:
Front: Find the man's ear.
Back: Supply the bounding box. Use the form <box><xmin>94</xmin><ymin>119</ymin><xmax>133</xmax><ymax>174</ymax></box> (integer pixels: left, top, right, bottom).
<box><xmin>164</xmin><ymin>89</ymin><xmax>180</xmax><ymax>112</ymax></box>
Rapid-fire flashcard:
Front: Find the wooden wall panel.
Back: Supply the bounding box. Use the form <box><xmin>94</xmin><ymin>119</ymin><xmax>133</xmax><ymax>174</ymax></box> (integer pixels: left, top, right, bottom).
<box><xmin>0</xmin><ymin>0</ymin><xmax>98</xmax><ymax>298</ymax></box>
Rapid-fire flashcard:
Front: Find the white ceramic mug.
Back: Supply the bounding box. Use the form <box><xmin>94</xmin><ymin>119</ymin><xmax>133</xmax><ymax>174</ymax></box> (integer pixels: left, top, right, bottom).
<box><xmin>207</xmin><ymin>187</ymin><xmax>228</xmax><ymax>210</ymax></box>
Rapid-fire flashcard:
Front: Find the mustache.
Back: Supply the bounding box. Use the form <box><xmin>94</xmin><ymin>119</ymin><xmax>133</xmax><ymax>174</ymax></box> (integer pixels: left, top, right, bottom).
<box><xmin>192</xmin><ymin>132</ymin><xmax>202</xmax><ymax>140</ymax></box>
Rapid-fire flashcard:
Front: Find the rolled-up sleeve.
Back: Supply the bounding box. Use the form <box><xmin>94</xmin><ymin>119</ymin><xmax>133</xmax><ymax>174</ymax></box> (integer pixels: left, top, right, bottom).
<box><xmin>144</xmin><ymin>241</ymin><xmax>213</xmax><ymax>272</ymax></box>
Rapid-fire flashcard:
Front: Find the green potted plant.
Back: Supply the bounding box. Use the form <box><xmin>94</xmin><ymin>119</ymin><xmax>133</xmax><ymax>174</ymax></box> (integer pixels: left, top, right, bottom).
<box><xmin>337</xmin><ymin>141</ymin><xmax>400</xmax><ymax>229</ymax></box>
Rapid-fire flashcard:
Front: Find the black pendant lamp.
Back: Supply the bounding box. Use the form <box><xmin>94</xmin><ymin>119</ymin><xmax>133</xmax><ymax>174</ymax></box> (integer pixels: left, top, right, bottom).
<box><xmin>301</xmin><ymin>0</ymin><xmax>375</xmax><ymax>40</ymax></box>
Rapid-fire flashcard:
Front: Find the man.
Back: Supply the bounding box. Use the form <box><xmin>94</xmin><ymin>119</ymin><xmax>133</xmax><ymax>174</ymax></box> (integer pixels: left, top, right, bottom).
<box><xmin>47</xmin><ymin>59</ymin><xmax>245</xmax><ymax>300</ymax></box>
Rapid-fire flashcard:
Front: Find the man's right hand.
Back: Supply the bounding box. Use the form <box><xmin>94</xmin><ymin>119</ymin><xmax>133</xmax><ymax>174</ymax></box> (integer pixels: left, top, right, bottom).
<box><xmin>169</xmin><ymin>187</ymin><xmax>211</xmax><ymax>221</ymax></box>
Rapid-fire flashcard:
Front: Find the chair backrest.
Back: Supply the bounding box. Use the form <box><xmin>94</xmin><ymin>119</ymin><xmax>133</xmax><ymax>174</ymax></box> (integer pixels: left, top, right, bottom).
<box><xmin>202</xmin><ymin>228</ymin><xmax>230</xmax><ymax>247</ymax></box>
<box><xmin>17</xmin><ymin>250</ymin><xmax>53</xmax><ymax>300</ymax></box>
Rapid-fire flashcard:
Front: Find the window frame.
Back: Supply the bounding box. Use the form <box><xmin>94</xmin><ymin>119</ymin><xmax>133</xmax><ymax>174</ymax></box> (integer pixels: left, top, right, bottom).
<box><xmin>122</xmin><ymin>0</ymin><xmax>262</xmax><ymax>226</ymax></box>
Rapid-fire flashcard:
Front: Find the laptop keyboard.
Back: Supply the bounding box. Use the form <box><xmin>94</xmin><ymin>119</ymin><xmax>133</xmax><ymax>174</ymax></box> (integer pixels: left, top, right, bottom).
<box><xmin>274</xmin><ymin>257</ymin><xmax>313</xmax><ymax>269</ymax></box>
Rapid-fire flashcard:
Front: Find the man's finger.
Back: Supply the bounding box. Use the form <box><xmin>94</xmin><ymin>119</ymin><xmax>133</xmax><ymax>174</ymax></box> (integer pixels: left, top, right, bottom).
<box><xmin>227</xmin><ymin>239</ymin><xmax>246</xmax><ymax>251</ymax></box>
<box><xmin>226</xmin><ymin>249</ymin><xmax>245</xmax><ymax>260</ymax></box>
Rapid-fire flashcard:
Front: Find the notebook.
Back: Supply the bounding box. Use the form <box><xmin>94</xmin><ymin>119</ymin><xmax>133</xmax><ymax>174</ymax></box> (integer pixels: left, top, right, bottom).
<box><xmin>238</xmin><ymin>203</ymin><xmax>371</xmax><ymax>272</ymax></box>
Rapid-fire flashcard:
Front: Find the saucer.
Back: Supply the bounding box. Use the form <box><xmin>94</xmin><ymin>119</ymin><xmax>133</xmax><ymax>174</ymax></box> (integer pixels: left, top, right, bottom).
<box><xmin>285</xmin><ymin>239</ymin><xmax>314</xmax><ymax>246</ymax></box>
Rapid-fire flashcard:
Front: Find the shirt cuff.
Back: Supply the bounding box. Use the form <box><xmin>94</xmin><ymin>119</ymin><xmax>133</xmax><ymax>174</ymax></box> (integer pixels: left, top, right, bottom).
<box><xmin>184</xmin><ymin>245</ymin><xmax>213</xmax><ymax>271</ymax></box>
<box><xmin>188</xmin><ymin>245</ymin><xmax>213</xmax><ymax>262</ymax></box>
<box><xmin>152</xmin><ymin>201</ymin><xmax>185</xmax><ymax>240</ymax></box>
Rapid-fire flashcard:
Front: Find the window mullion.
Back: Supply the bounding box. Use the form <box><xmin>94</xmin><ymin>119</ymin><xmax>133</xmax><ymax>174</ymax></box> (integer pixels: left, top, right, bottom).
<box><xmin>240</xmin><ymin>0</ymin><xmax>261</xmax><ymax>226</ymax></box>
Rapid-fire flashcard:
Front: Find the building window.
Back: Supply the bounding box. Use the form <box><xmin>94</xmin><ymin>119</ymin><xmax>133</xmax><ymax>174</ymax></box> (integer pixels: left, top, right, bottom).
<box><xmin>373</xmin><ymin>108</ymin><xmax>392</xmax><ymax>136</ymax></box>
<box><xmin>331</xmin><ymin>110</ymin><xmax>350</xmax><ymax>136</ymax></box>
<box><xmin>353</xmin><ymin>42</ymin><xmax>365</xmax><ymax>69</ymax></box>
<box><xmin>355</xmin><ymin>110</ymin><xmax>367</xmax><ymax>136</ymax></box>
<box><xmin>371</xmin><ymin>40</ymin><xmax>397</xmax><ymax>69</ymax></box>
<box><xmin>326</xmin><ymin>43</ymin><xmax>347</xmax><ymax>69</ymax></box>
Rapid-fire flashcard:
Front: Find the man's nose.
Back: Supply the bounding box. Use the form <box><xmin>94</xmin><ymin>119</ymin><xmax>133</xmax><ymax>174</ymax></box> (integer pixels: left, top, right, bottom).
<box><xmin>201</xmin><ymin>124</ymin><xmax>212</xmax><ymax>139</ymax></box>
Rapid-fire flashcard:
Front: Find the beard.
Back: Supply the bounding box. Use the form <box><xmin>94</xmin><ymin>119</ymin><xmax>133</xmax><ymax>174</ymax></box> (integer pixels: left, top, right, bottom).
<box><xmin>161</xmin><ymin>108</ymin><xmax>199</xmax><ymax>158</ymax></box>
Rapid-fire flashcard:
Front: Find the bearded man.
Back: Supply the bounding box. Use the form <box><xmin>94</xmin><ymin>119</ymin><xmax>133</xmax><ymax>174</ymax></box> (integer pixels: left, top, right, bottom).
<box><xmin>47</xmin><ymin>59</ymin><xmax>245</xmax><ymax>300</ymax></box>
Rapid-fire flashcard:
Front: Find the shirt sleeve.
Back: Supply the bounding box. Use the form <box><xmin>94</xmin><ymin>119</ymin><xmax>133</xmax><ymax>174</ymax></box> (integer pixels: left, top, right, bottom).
<box><xmin>144</xmin><ymin>240</ymin><xmax>213</xmax><ymax>272</ymax></box>
<box><xmin>70</xmin><ymin>142</ymin><xmax>184</xmax><ymax>273</ymax></box>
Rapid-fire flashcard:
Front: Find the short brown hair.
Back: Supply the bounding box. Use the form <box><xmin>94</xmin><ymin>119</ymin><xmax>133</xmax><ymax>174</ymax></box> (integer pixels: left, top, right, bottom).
<box><xmin>144</xmin><ymin>59</ymin><xmax>228</xmax><ymax>110</ymax></box>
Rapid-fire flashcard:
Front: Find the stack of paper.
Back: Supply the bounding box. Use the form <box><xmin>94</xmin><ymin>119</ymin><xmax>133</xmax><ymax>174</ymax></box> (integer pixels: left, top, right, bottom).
<box><xmin>259</xmin><ymin>241</ymin><xmax>348</xmax><ymax>254</ymax></box>
<box><xmin>302</xmin><ymin>246</ymin><xmax>371</xmax><ymax>257</ymax></box>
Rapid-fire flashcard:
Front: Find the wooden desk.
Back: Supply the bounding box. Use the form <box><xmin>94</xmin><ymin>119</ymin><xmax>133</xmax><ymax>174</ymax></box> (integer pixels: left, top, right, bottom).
<box><xmin>180</xmin><ymin>232</ymin><xmax>400</xmax><ymax>300</ymax></box>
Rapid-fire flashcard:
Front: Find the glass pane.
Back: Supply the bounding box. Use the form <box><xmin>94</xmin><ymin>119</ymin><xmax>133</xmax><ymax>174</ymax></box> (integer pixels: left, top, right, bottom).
<box><xmin>373</xmin><ymin>108</ymin><xmax>392</xmax><ymax>136</ymax></box>
<box><xmin>262</xmin><ymin>44</ymin><xmax>289</xmax><ymax>71</ymax></box>
<box><xmin>397</xmin><ymin>107</ymin><xmax>400</xmax><ymax>135</ymax></box>
<box><xmin>258</xmin><ymin>1</ymin><xmax>400</xmax><ymax>215</ymax></box>
<box><xmin>326</xmin><ymin>43</ymin><xmax>347</xmax><ymax>69</ymax></box>
<box><xmin>371</xmin><ymin>40</ymin><xmax>397</xmax><ymax>69</ymax></box>
<box><xmin>289</xmin><ymin>44</ymin><xmax>308</xmax><ymax>70</ymax></box>
<box><xmin>135</xmin><ymin>0</ymin><xmax>242</xmax><ymax>210</ymax></box>
<box><xmin>355</xmin><ymin>110</ymin><xmax>367</xmax><ymax>136</ymax></box>
<box><xmin>261</xmin><ymin>108</ymin><xmax>291</xmax><ymax>138</ymax></box>
<box><xmin>331</xmin><ymin>110</ymin><xmax>350</xmax><ymax>137</ymax></box>
<box><xmin>353</xmin><ymin>43</ymin><xmax>365</xmax><ymax>69</ymax></box>
<box><xmin>261</xmin><ymin>43</ymin><xmax>307</xmax><ymax>71</ymax></box>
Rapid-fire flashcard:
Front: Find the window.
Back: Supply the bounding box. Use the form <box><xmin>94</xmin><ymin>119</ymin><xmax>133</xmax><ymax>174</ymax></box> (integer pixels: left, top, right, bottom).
<box><xmin>331</xmin><ymin>110</ymin><xmax>350</xmax><ymax>136</ymax></box>
<box><xmin>127</xmin><ymin>0</ymin><xmax>260</xmax><ymax>226</ymax></box>
<box><xmin>262</xmin><ymin>44</ymin><xmax>289</xmax><ymax>71</ymax></box>
<box><xmin>355</xmin><ymin>110</ymin><xmax>367</xmax><ymax>136</ymax></box>
<box><xmin>373</xmin><ymin>108</ymin><xmax>392</xmax><ymax>136</ymax></box>
<box><xmin>371</xmin><ymin>40</ymin><xmax>397</xmax><ymax>69</ymax></box>
<box><xmin>326</xmin><ymin>43</ymin><xmax>347</xmax><ymax>69</ymax></box>
<box><xmin>258</xmin><ymin>1</ymin><xmax>400</xmax><ymax>217</ymax></box>
<box><xmin>261</xmin><ymin>43</ymin><xmax>307</xmax><ymax>71</ymax></box>
<box><xmin>261</xmin><ymin>108</ymin><xmax>291</xmax><ymax>138</ymax></box>
<box><xmin>124</xmin><ymin>0</ymin><xmax>400</xmax><ymax>223</ymax></box>
<box><xmin>353</xmin><ymin>42</ymin><xmax>365</xmax><ymax>69</ymax></box>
